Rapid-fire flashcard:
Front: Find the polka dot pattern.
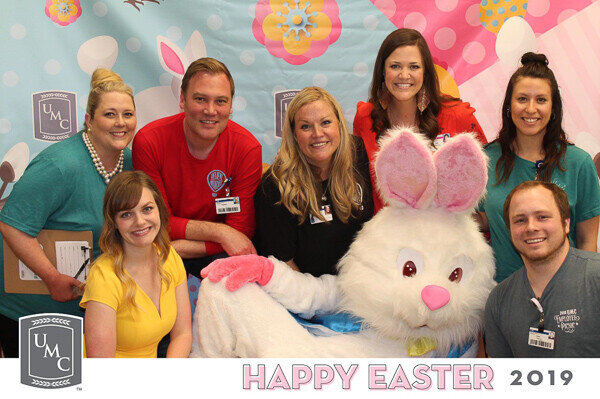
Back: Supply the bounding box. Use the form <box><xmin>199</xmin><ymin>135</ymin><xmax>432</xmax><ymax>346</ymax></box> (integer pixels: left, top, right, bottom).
<box><xmin>557</xmin><ymin>9</ymin><xmax>578</xmax><ymax>24</ymax></box>
<box><xmin>0</xmin><ymin>119</ymin><xmax>12</xmax><ymax>134</ymax></box>
<box><xmin>435</xmin><ymin>0</ymin><xmax>459</xmax><ymax>13</ymax></box>
<box><xmin>3</xmin><ymin>71</ymin><xmax>19</xmax><ymax>87</ymax></box>
<box><xmin>45</xmin><ymin>59</ymin><xmax>62</xmax><ymax>75</ymax></box>
<box><xmin>10</xmin><ymin>24</ymin><xmax>26</xmax><ymax>40</ymax></box>
<box><xmin>479</xmin><ymin>0</ymin><xmax>527</xmax><ymax>34</ymax></box>
<box><xmin>126</xmin><ymin>37</ymin><xmax>141</xmax><ymax>53</ymax></box>
<box><xmin>166</xmin><ymin>26</ymin><xmax>182</xmax><ymax>42</ymax></box>
<box><xmin>313</xmin><ymin>73</ymin><xmax>328</xmax><ymax>87</ymax></box>
<box><xmin>372</xmin><ymin>0</ymin><xmax>396</xmax><ymax>19</ymax></box>
<box><xmin>353</xmin><ymin>62</ymin><xmax>368</xmax><ymax>77</ymax></box>
<box><xmin>462</xmin><ymin>41</ymin><xmax>486</xmax><ymax>64</ymax></box>
<box><xmin>207</xmin><ymin>15</ymin><xmax>223</xmax><ymax>30</ymax></box>
<box><xmin>434</xmin><ymin>27</ymin><xmax>456</xmax><ymax>50</ymax></box>
<box><xmin>404</xmin><ymin>12</ymin><xmax>427</xmax><ymax>32</ymax></box>
<box><xmin>93</xmin><ymin>2</ymin><xmax>108</xmax><ymax>17</ymax></box>
<box><xmin>363</xmin><ymin>15</ymin><xmax>379</xmax><ymax>30</ymax></box>
<box><xmin>240</xmin><ymin>50</ymin><xmax>255</xmax><ymax>66</ymax></box>
<box><xmin>233</xmin><ymin>96</ymin><xmax>247</xmax><ymax>111</ymax></box>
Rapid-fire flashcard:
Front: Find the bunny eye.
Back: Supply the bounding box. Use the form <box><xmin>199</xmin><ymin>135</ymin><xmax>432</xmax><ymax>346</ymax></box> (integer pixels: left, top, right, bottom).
<box><xmin>397</xmin><ymin>247</ymin><xmax>424</xmax><ymax>278</ymax></box>
<box><xmin>447</xmin><ymin>255</ymin><xmax>473</xmax><ymax>283</ymax></box>
<box><xmin>449</xmin><ymin>267</ymin><xmax>463</xmax><ymax>283</ymax></box>
<box><xmin>402</xmin><ymin>261</ymin><xmax>417</xmax><ymax>277</ymax></box>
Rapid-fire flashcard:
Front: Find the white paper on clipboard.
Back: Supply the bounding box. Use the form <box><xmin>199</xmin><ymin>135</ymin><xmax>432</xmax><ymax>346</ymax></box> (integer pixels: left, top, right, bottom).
<box><xmin>55</xmin><ymin>241</ymin><xmax>90</xmax><ymax>283</ymax></box>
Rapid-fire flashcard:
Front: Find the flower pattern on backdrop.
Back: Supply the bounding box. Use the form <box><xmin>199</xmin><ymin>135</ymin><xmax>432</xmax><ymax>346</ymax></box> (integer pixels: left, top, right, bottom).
<box><xmin>45</xmin><ymin>0</ymin><xmax>82</xmax><ymax>27</ymax></box>
<box><xmin>253</xmin><ymin>0</ymin><xmax>341</xmax><ymax>65</ymax></box>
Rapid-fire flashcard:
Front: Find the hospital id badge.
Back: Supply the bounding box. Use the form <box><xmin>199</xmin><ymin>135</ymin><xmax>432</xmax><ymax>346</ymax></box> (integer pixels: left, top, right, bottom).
<box><xmin>309</xmin><ymin>204</ymin><xmax>333</xmax><ymax>224</ymax></box>
<box><xmin>528</xmin><ymin>327</ymin><xmax>555</xmax><ymax>350</ymax></box>
<box><xmin>215</xmin><ymin>196</ymin><xmax>240</xmax><ymax>214</ymax></box>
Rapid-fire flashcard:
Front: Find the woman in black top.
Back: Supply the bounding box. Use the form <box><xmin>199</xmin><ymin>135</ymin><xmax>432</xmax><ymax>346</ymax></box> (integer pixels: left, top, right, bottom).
<box><xmin>254</xmin><ymin>87</ymin><xmax>373</xmax><ymax>276</ymax></box>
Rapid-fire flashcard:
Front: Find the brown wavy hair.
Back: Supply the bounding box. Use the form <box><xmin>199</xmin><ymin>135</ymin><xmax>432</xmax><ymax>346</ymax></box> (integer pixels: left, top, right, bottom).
<box><xmin>492</xmin><ymin>52</ymin><xmax>570</xmax><ymax>184</ymax></box>
<box><xmin>368</xmin><ymin>28</ymin><xmax>457</xmax><ymax>141</ymax></box>
<box><xmin>270</xmin><ymin>87</ymin><xmax>363</xmax><ymax>224</ymax></box>
<box><xmin>96</xmin><ymin>171</ymin><xmax>171</xmax><ymax>310</ymax></box>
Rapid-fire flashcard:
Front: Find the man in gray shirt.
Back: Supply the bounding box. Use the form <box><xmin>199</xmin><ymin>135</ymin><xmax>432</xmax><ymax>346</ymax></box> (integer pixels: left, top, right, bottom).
<box><xmin>485</xmin><ymin>181</ymin><xmax>600</xmax><ymax>357</ymax></box>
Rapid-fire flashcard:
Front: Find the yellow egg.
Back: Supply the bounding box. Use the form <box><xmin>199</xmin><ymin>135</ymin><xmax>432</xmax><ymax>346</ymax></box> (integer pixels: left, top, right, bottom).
<box><xmin>435</xmin><ymin>65</ymin><xmax>460</xmax><ymax>98</ymax></box>
<box><xmin>479</xmin><ymin>0</ymin><xmax>527</xmax><ymax>34</ymax></box>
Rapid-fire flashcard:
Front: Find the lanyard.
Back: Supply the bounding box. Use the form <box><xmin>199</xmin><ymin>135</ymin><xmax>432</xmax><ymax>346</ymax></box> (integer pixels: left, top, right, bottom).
<box><xmin>530</xmin><ymin>297</ymin><xmax>545</xmax><ymax>332</ymax></box>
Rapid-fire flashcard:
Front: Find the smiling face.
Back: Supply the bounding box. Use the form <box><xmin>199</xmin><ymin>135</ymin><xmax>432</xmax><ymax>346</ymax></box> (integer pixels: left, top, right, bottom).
<box><xmin>384</xmin><ymin>45</ymin><xmax>424</xmax><ymax>106</ymax></box>
<box><xmin>508</xmin><ymin>186</ymin><xmax>570</xmax><ymax>265</ymax></box>
<box><xmin>115</xmin><ymin>187</ymin><xmax>161</xmax><ymax>253</ymax></box>
<box><xmin>293</xmin><ymin>99</ymin><xmax>341</xmax><ymax>177</ymax></box>
<box><xmin>85</xmin><ymin>91</ymin><xmax>136</xmax><ymax>158</ymax></box>
<box><xmin>180</xmin><ymin>72</ymin><xmax>233</xmax><ymax>149</ymax></box>
<box><xmin>511</xmin><ymin>77</ymin><xmax>553</xmax><ymax>141</ymax></box>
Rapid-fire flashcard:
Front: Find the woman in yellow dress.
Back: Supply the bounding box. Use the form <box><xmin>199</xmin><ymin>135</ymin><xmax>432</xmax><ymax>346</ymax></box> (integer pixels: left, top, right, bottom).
<box><xmin>81</xmin><ymin>171</ymin><xmax>192</xmax><ymax>357</ymax></box>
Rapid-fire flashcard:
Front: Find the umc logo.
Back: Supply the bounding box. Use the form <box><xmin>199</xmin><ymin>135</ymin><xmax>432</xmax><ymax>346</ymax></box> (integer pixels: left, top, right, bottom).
<box><xmin>20</xmin><ymin>313</ymin><xmax>82</xmax><ymax>389</ymax></box>
<box><xmin>274</xmin><ymin>89</ymin><xmax>300</xmax><ymax>138</ymax></box>
<box><xmin>32</xmin><ymin>91</ymin><xmax>78</xmax><ymax>142</ymax></box>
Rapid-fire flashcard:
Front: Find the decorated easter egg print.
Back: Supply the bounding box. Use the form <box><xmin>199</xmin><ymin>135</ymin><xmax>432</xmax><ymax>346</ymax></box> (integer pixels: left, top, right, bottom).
<box><xmin>479</xmin><ymin>0</ymin><xmax>527</xmax><ymax>34</ymax></box>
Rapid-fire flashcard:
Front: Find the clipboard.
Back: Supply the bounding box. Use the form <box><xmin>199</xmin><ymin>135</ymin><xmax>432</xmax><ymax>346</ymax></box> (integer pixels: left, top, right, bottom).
<box><xmin>3</xmin><ymin>229</ymin><xmax>93</xmax><ymax>295</ymax></box>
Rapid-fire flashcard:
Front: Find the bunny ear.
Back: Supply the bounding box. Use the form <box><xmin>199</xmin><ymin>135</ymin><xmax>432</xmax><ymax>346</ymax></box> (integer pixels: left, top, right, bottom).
<box><xmin>184</xmin><ymin>31</ymin><xmax>207</xmax><ymax>63</ymax></box>
<box><xmin>374</xmin><ymin>127</ymin><xmax>437</xmax><ymax>209</ymax></box>
<box><xmin>156</xmin><ymin>36</ymin><xmax>186</xmax><ymax>80</ymax></box>
<box><xmin>433</xmin><ymin>134</ymin><xmax>488</xmax><ymax>212</ymax></box>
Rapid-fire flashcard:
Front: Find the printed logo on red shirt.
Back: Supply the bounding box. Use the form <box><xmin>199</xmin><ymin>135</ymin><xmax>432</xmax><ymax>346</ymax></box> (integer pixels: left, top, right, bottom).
<box><xmin>207</xmin><ymin>169</ymin><xmax>227</xmax><ymax>193</ymax></box>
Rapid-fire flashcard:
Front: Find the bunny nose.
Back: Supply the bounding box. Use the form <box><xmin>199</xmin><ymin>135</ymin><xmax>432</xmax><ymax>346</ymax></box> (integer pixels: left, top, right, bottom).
<box><xmin>421</xmin><ymin>285</ymin><xmax>450</xmax><ymax>310</ymax></box>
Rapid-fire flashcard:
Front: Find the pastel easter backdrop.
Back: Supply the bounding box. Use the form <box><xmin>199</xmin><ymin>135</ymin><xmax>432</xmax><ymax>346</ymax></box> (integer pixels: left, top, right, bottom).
<box><xmin>2</xmin><ymin>0</ymin><xmax>599</xmax><ymax>204</ymax></box>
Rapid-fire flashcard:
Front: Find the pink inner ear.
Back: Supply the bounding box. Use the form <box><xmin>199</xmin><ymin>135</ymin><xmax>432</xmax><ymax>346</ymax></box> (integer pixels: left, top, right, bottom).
<box><xmin>160</xmin><ymin>42</ymin><xmax>185</xmax><ymax>76</ymax></box>
<box><xmin>375</xmin><ymin>132</ymin><xmax>436</xmax><ymax>208</ymax></box>
<box><xmin>434</xmin><ymin>135</ymin><xmax>488</xmax><ymax>212</ymax></box>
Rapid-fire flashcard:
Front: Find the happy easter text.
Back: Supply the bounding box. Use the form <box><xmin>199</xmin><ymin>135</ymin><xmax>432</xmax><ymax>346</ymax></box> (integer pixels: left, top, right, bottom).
<box><xmin>242</xmin><ymin>363</ymin><xmax>494</xmax><ymax>390</ymax></box>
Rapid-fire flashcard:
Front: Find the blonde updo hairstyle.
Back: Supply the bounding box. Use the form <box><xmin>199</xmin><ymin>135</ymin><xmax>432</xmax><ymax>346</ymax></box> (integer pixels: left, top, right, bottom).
<box><xmin>270</xmin><ymin>87</ymin><xmax>363</xmax><ymax>224</ymax></box>
<box><xmin>84</xmin><ymin>68</ymin><xmax>135</xmax><ymax>127</ymax></box>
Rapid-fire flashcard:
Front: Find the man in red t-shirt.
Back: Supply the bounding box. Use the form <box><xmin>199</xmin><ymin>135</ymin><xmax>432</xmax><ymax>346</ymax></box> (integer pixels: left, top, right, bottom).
<box><xmin>133</xmin><ymin>58</ymin><xmax>262</xmax><ymax>277</ymax></box>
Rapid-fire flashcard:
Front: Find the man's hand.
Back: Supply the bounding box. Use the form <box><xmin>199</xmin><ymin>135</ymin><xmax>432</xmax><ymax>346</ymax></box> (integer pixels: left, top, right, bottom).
<box><xmin>46</xmin><ymin>273</ymin><xmax>83</xmax><ymax>302</ymax></box>
<box><xmin>217</xmin><ymin>224</ymin><xmax>257</xmax><ymax>256</ymax></box>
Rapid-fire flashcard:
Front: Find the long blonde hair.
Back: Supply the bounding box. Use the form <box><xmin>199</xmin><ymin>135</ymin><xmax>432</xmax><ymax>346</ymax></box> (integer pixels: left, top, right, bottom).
<box><xmin>270</xmin><ymin>87</ymin><xmax>363</xmax><ymax>224</ymax></box>
<box><xmin>97</xmin><ymin>171</ymin><xmax>171</xmax><ymax>310</ymax></box>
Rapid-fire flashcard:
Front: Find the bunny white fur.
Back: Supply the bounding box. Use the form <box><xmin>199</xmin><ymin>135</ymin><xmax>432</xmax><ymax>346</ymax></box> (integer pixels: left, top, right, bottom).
<box><xmin>191</xmin><ymin>128</ymin><xmax>496</xmax><ymax>358</ymax></box>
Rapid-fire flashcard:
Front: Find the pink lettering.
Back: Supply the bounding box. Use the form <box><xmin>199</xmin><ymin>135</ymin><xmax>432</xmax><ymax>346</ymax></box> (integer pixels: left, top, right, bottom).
<box><xmin>388</xmin><ymin>364</ymin><xmax>412</xmax><ymax>389</ymax></box>
<box><xmin>453</xmin><ymin>365</ymin><xmax>472</xmax><ymax>389</ymax></box>
<box><xmin>314</xmin><ymin>365</ymin><xmax>335</xmax><ymax>389</ymax></box>
<box><xmin>291</xmin><ymin>365</ymin><xmax>312</xmax><ymax>389</ymax></box>
<box><xmin>368</xmin><ymin>365</ymin><xmax>388</xmax><ymax>389</ymax></box>
<box><xmin>334</xmin><ymin>364</ymin><xmax>358</xmax><ymax>390</ymax></box>
<box><xmin>412</xmin><ymin>365</ymin><xmax>432</xmax><ymax>390</ymax></box>
<box><xmin>267</xmin><ymin>365</ymin><xmax>291</xmax><ymax>389</ymax></box>
<box><xmin>243</xmin><ymin>364</ymin><xmax>265</xmax><ymax>389</ymax></box>
<box><xmin>473</xmin><ymin>365</ymin><xmax>494</xmax><ymax>389</ymax></box>
<box><xmin>431</xmin><ymin>364</ymin><xmax>452</xmax><ymax>389</ymax></box>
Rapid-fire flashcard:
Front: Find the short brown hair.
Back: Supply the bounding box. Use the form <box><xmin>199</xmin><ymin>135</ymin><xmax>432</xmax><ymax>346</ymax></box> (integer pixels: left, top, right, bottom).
<box><xmin>180</xmin><ymin>57</ymin><xmax>235</xmax><ymax>97</ymax></box>
<box><xmin>503</xmin><ymin>180</ymin><xmax>570</xmax><ymax>229</ymax></box>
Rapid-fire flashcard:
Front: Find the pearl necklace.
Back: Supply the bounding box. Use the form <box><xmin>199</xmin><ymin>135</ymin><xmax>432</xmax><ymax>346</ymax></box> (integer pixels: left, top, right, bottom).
<box><xmin>83</xmin><ymin>130</ymin><xmax>124</xmax><ymax>184</ymax></box>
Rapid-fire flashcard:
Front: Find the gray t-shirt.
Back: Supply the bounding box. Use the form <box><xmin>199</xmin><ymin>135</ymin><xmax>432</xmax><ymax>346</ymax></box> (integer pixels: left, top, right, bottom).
<box><xmin>485</xmin><ymin>247</ymin><xmax>600</xmax><ymax>357</ymax></box>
